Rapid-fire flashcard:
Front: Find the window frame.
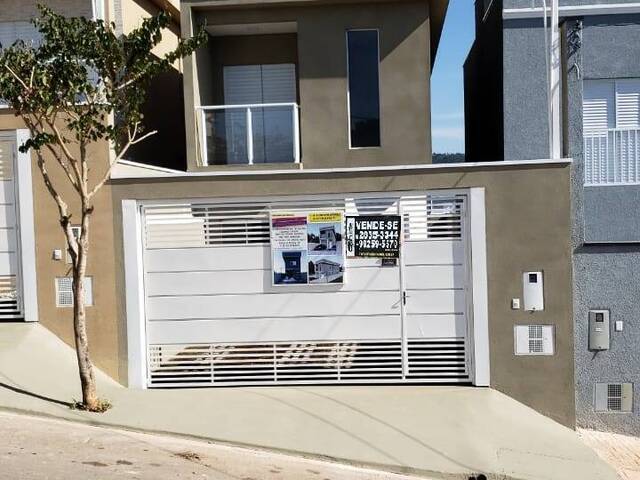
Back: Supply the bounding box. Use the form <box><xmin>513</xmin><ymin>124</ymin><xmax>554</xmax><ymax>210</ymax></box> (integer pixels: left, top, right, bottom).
<box><xmin>346</xmin><ymin>28</ymin><xmax>382</xmax><ymax>150</ymax></box>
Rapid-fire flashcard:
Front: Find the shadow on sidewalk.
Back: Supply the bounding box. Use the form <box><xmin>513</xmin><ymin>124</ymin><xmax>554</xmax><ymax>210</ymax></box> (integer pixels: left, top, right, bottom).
<box><xmin>0</xmin><ymin>382</ymin><xmax>73</xmax><ymax>408</ymax></box>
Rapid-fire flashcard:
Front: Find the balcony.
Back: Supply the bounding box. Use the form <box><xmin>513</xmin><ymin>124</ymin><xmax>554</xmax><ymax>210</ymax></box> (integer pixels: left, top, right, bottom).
<box><xmin>584</xmin><ymin>128</ymin><xmax>640</xmax><ymax>185</ymax></box>
<box><xmin>198</xmin><ymin>103</ymin><xmax>300</xmax><ymax>166</ymax></box>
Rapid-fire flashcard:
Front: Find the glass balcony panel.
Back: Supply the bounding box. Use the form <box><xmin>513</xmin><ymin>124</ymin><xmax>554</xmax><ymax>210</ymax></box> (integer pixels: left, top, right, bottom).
<box><xmin>201</xmin><ymin>104</ymin><xmax>299</xmax><ymax>166</ymax></box>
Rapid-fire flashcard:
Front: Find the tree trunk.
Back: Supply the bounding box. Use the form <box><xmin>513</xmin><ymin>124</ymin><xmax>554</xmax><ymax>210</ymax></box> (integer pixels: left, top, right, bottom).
<box><xmin>71</xmin><ymin>208</ymin><xmax>98</xmax><ymax>410</ymax></box>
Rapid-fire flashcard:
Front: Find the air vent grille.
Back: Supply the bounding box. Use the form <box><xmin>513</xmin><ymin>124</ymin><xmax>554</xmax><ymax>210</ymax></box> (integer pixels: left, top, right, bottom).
<box><xmin>607</xmin><ymin>384</ymin><xmax>623</xmax><ymax>411</ymax></box>
<box><xmin>147</xmin><ymin>338</ymin><xmax>469</xmax><ymax>387</ymax></box>
<box><xmin>55</xmin><ymin>277</ymin><xmax>94</xmax><ymax>307</ymax></box>
<box><xmin>514</xmin><ymin>325</ymin><xmax>554</xmax><ymax>356</ymax></box>
<box><xmin>595</xmin><ymin>382</ymin><xmax>633</xmax><ymax>413</ymax></box>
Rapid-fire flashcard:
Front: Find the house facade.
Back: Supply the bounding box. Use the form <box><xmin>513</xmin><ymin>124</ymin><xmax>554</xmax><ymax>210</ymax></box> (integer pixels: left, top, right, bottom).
<box><xmin>465</xmin><ymin>0</ymin><xmax>640</xmax><ymax>434</ymax></box>
<box><xmin>2</xmin><ymin>0</ymin><xmax>578</xmax><ymax>429</ymax></box>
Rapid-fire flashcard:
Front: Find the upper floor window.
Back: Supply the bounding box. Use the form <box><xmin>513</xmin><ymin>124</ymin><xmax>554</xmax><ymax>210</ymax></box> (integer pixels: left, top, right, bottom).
<box><xmin>583</xmin><ymin>79</ymin><xmax>640</xmax><ymax>185</ymax></box>
<box><xmin>583</xmin><ymin>79</ymin><xmax>640</xmax><ymax>131</ymax></box>
<box><xmin>347</xmin><ymin>30</ymin><xmax>381</xmax><ymax>148</ymax></box>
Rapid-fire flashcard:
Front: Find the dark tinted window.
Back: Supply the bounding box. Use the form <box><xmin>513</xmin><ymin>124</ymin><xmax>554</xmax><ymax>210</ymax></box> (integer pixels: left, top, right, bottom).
<box><xmin>347</xmin><ymin>30</ymin><xmax>380</xmax><ymax>148</ymax></box>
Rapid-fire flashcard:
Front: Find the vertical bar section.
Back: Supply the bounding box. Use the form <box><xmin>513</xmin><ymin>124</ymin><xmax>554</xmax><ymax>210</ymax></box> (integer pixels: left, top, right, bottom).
<box><xmin>123</xmin><ymin>200</ymin><xmax>148</xmax><ymax>389</ymax></box>
<box><xmin>200</xmin><ymin>108</ymin><xmax>209</xmax><ymax>166</ymax></box>
<box><xmin>246</xmin><ymin>107</ymin><xmax>254</xmax><ymax>165</ymax></box>
<box><xmin>398</xmin><ymin>203</ymin><xmax>408</xmax><ymax>379</ymax></box>
<box><xmin>550</xmin><ymin>0</ymin><xmax>561</xmax><ymax>158</ymax></box>
<box><xmin>293</xmin><ymin>105</ymin><xmax>301</xmax><ymax>164</ymax></box>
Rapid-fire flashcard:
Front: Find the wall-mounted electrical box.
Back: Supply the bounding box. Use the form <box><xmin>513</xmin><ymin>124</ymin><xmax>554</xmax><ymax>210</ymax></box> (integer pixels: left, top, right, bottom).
<box><xmin>589</xmin><ymin>310</ymin><xmax>610</xmax><ymax>351</ymax></box>
<box><xmin>523</xmin><ymin>271</ymin><xmax>544</xmax><ymax>311</ymax></box>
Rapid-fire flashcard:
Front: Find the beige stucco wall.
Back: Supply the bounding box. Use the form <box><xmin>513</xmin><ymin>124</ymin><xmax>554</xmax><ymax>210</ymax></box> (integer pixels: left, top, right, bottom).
<box><xmin>0</xmin><ymin>116</ymin><xmax>121</xmax><ymax>381</ymax></box>
<box><xmin>104</xmin><ymin>161</ymin><xmax>574</xmax><ymax>427</ymax></box>
<box><xmin>121</xmin><ymin>0</ymin><xmax>181</xmax><ymax>69</ymax></box>
<box><xmin>184</xmin><ymin>1</ymin><xmax>432</xmax><ymax>170</ymax></box>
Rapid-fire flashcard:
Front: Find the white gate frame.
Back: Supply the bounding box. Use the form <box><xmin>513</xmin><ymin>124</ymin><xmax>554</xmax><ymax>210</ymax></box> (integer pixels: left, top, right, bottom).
<box><xmin>123</xmin><ymin>188</ymin><xmax>491</xmax><ymax>388</ymax></box>
<box><xmin>0</xmin><ymin>129</ymin><xmax>38</xmax><ymax>322</ymax></box>
<box><xmin>468</xmin><ymin>188</ymin><xmax>490</xmax><ymax>386</ymax></box>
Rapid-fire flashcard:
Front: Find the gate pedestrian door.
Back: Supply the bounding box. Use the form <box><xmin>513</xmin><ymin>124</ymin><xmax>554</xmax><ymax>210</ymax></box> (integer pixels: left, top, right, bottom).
<box><xmin>0</xmin><ymin>141</ymin><xmax>23</xmax><ymax>319</ymax></box>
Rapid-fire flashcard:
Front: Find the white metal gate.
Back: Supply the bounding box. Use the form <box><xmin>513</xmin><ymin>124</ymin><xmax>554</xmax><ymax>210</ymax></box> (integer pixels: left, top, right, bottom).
<box><xmin>141</xmin><ymin>192</ymin><xmax>471</xmax><ymax>387</ymax></box>
<box><xmin>0</xmin><ymin>140</ymin><xmax>23</xmax><ymax>319</ymax></box>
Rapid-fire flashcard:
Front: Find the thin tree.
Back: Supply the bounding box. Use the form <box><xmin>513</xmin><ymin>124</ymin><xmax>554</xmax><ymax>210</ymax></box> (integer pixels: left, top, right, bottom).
<box><xmin>0</xmin><ymin>6</ymin><xmax>205</xmax><ymax>411</ymax></box>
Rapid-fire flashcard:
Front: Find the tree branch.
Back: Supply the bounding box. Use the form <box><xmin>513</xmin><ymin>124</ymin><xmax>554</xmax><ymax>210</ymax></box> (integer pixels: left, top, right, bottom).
<box><xmin>87</xmin><ymin>125</ymin><xmax>156</xmax><ymax>199</ymax></box>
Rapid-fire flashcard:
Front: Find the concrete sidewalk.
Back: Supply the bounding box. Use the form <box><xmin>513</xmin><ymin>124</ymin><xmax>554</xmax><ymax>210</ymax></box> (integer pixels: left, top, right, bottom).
<box><xmin>0</xmin><ymin>323</ymin><xmax>619</xmax><ymax>480</ymax></box>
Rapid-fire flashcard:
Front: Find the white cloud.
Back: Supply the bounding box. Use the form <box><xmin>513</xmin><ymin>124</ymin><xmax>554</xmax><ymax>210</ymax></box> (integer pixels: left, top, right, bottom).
<box><xmin>432</xmin><ymin>127</ymin><xmax>465</xmax><ymax>140</ymax></box>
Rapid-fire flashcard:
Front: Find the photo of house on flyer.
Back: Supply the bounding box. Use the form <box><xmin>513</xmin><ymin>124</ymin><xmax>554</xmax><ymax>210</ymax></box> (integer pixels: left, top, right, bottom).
<box><xmin>271</xmin><ymin>213</ymin><xmax>309</xmax><ymax>285</ymax></box>
<box><xmin>271</xmin><ymin>211</ymin><xmax>345</xmax><ymax>285</ymax></box>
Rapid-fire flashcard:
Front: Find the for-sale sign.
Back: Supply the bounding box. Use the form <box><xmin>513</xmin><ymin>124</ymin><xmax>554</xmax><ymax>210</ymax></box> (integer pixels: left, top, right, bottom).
<box><xmin>346</xmin><ymin>215</ymin><xmax>401</xmax><ymax>258</ymax></box>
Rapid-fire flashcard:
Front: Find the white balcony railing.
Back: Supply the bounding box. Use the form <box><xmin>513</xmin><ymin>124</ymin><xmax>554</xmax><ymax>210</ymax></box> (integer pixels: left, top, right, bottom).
<box><xmin>584</xmin><ymin>128</ymin><xmax>640</xmax><ymax>185</ymax></box>
<box><xmin>198</xmin><ymin>103</ymin><xmax>300</xmax><ymax>166</ymax></box>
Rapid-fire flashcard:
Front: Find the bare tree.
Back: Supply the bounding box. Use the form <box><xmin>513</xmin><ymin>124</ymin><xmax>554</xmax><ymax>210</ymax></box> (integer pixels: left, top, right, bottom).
<box><xmin>0</xmin><ymin>5</ymin><xmax>205</xmax><ymax>411</ymax></box>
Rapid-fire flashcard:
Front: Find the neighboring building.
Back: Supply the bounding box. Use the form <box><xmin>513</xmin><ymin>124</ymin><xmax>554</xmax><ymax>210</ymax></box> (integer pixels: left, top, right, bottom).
<box><xmin>3</xmin><ymin>0</ymin><xmax>579</xmax><ymax>430</ymax></box>
<box><xmin>465</xmin><ymin>0</ymin><xmax>640</xmax><ymax>434</ymax></box>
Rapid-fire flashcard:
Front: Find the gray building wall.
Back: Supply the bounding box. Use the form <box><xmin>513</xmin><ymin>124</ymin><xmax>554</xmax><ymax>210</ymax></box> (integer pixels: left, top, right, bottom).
<box><xmin>567</xmin><ymin>13</ymin><xmax>640</xmax><ymax>434</ymax></box>
<box><xmin>496</xmin><ymin>5</ymin><xmax>640</xmax><ymax>433</ymax></box>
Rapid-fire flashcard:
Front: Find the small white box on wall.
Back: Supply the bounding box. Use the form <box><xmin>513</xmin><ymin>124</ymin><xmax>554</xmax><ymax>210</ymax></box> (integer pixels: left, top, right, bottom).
<box><xmin>514</xmin><ymin>325</ymin><xmax>554</xmax><ymax>356</ymax></box>
<box><xmin>523</xmin><ymin>271</ymin><xmax>544</xmax><ymax>311</ymax></box>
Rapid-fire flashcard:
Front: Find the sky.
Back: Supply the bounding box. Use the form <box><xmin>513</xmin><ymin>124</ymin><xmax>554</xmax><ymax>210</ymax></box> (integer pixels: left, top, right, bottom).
<box><xmin>430</xmin><ymin>0</ymin><xmax>475</xmax><ymax>154</ymax></box>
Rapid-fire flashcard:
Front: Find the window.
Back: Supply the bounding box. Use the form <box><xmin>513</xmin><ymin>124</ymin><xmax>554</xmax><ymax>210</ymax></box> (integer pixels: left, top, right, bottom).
<box><xmin>347</xmin><ymin>30</ymin><xmax>381</xmax><ymax>148</ymax></box>
<box><xmin>583</xmin><ymin>79</ymin><xmax>640</xmax><ymax>185</ymax></box>
<box><xmin>583</xmin><ymin>79</ymin><xmax>640</xmax><ymax>131</ymax></box>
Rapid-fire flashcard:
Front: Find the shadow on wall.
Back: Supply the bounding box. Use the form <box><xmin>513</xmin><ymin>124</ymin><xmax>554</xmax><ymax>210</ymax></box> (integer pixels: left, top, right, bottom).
<box><xmin>126</xmin><ymin>68</ymin><xmax>187</xmax><ymax>171</ymax></box>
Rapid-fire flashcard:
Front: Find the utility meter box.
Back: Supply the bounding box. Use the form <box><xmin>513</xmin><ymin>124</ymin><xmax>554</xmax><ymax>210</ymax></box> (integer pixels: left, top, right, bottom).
<box><xmin>523</xmin><ymin>271</ymin><xmax>544</xmax><ymax>311</ymax></box>
<box><xmin>589</xmin><ymin>310</ymin><xmax>610</xmax><ymax>351</ymax></box>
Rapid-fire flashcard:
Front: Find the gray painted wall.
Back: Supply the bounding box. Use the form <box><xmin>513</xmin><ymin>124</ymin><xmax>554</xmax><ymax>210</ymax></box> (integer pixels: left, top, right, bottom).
<box><xmin>500</xmin><ymin>9</ymin><xmax>640</xmax><ymax>433</ymax></box>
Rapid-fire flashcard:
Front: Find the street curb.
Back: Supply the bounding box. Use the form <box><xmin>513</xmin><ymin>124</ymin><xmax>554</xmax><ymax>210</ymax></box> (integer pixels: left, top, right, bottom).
<box><xmin>0</xmin><ymin>405</ymin><xmax>517</xmax><ymax>480</ymax></box>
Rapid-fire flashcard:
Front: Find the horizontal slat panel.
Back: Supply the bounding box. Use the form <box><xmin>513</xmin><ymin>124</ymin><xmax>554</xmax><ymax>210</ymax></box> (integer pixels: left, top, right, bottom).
<box><xmin>404</xmin><ymin>264</ymin><xmax>465</xmax><ymax>290</ymax></box>
<box><xmin>0</xmin><ymin>181</ymin><xmax>15</xmax><ymax>204</ymax></box>
<box><xmin>403</xmin><ymin>241</ymin><xmax>464</xmax><ymax>265</ymax></box>
<box><xmin>0</xmin><ymin>205</ymin><xmax>16</xmax><ymax>227</ymax></box>
<box><xmin>0</xmin><ymin>252</ymin><xmax>18</xmax><ymax>275</ymax></box>
<box><xmin>147</xmin><ymin>315</ymin><xmax>401</xmax><ymax>344</ymax></box>
<box><xmin>145</xmin><ymin>245</ymin><xmax>269</xmax><ymax>272</ymax></box>
<box><xmin>406</xmin><ymin>290</ymin><xmax>465</xmax><ymax>314</ymax></box>
<box><xmin>0</xmin><ymin>228</ymin><xmax>17</xmax><ymax>252</ymax></box>
<box><xmin>147</xmin><ymin>291</ymin><xmax>402</xmax><ymax>321</ymax></box>
<box><xmin>146</xmin><ymin>266</ymin><xmax>399</xmax><ymax>297</ymax></box>
<box><xmin>406</xmin><ymin>314</ymin><xmax>466</xmax><ymax>338</ymax></box>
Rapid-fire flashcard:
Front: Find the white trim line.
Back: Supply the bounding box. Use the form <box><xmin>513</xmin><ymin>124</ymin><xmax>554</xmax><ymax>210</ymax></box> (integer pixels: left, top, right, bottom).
<box><xmin>118</xmin><ymin>159</ymin><xmax>185</xmax><ymax>174</ymax></box>
<box><xmin>112</xmin><ymin>158</ymin><xmax>572</xmax><ymax>180</ymax></box>
<box><xmin>585</xmin><ymin>182</ymin><xmax>640</xmax><ymax>187</ymax></box>
<box><xmin>504</xmin><ymin>3</ymin><xmax>640</xmax><ymax>19</ymax></box>
<box><xmin>469</xmin><ymin>187</ymin><xmax>490</xmax><ymax>387</ymax></box>
<box><xmin>15</xmin><ymin>129</ymin><xmax>39</xmax><ymax>323</ymax></box>
<box><xmin>122</xmin><ymin>200</ymin><xmax>147</xmax><ymax>389</ymax></box>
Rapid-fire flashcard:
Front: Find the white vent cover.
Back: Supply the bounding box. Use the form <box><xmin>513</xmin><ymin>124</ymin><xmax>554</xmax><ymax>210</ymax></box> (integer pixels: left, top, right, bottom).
<box><xmin>55</xmin><ymin>277</ymin><xmax>94</xmax><ymax>307</ymax></box>
<box><xmin>595</xmin><ymin>383</ymin><xmax>633</xmax><ymax>412</ymax></box>
<box><xmin>514</xmin><ymin>325</ymin><xmax>554</xmax><ymax>356</ymax></box>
